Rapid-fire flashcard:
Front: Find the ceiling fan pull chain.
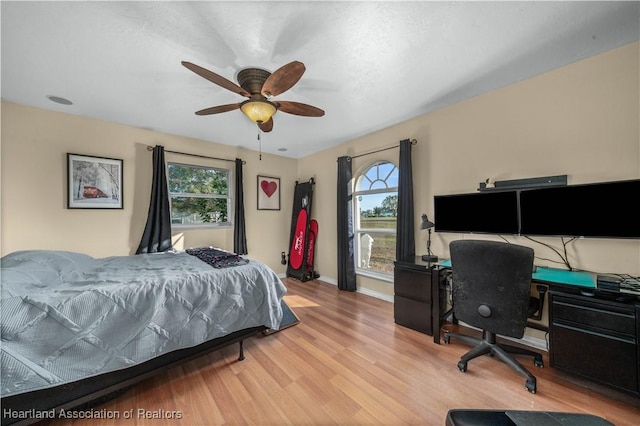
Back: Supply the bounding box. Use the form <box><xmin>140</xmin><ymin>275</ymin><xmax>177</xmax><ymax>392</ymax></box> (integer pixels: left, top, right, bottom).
<box><xmin>258</xmin><ymin>132</ymin><xmax>262</xmax><ymax>161</ymax></box>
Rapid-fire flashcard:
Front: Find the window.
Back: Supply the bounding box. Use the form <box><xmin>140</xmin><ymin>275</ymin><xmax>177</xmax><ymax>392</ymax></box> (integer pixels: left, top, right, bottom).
<box><xmin>168</xmin><ymin>162</ymin><xmax>231</xmax><ymax>226</ymax></box>
<box><xmin>353</xmin><ymin>161</ymin><xmax>398</xmax><ymax>276</ymax></box>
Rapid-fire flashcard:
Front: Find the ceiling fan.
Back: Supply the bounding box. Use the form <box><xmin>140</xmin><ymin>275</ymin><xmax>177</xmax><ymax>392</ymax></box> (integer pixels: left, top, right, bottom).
<box><xmin>182</xmin><ymin>60</ymin><xmax>325</xmax><ymax>132</ymax></box>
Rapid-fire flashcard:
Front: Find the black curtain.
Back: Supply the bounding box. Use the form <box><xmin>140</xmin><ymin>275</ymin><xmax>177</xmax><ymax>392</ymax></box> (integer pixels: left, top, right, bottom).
<box><xmin>337</xmin><ymin>156</ymin><xmax>356</xmax><ymax>291</ymax></box>
<box><xmin>233</xmin><ymin>158</ymin><xmax>248</xmax><ymax>255</ymax></box>
<box><xmin>136</xmin><ymin>145</ymin><xmax>173</xmax><ymax>254</ymax></box>
<box><xmin>395</xmin><ymin>138</ymin><xmax>415</xmax><ymax>261</ymax></box>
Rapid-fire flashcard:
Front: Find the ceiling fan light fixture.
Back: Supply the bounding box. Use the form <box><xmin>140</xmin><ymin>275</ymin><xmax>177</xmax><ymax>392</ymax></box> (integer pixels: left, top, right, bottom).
<box><xmin>183</xmin><ymin>60</ymin><xmax>320</xmax><ymax>133</ymax></box>
<box><xmin>240</xmin><ymin>100</ymin><xmax>277</xmax><ymax>124</ymax></box>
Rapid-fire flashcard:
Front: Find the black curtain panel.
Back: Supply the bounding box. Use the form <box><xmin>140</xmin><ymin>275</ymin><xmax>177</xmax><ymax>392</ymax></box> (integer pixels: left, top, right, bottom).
<box><xmin>233</xmin><ymin>158</ymin><xmax>248</xmax><ymax>255</ymax></box>
<box><xmin>336</xmin><ymin>156</ymin><xmax>356</xmax><ymax>291</ymax></box>
<box><xmin>136</xmin><ymin>145</ymin><xmax>173</xmax><ymax>254</ymax></box>
<box><xmin>396</xmin><ymin>138</ymin><xmax>415</xmax><ymax>261</ymax></box>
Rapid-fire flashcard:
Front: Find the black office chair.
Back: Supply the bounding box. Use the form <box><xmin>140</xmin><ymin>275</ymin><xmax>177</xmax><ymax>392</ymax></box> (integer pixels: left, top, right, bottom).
<box><xmin>443</xmin><ymin>240</ymin><xmax>543</xmax><ymax>393</ymax></box>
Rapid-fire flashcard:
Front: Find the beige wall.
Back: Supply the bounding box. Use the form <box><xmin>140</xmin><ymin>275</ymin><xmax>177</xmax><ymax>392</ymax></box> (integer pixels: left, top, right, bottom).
<box><xmin>299</xmin><ymin>41</ymin><xmax>640</xmax><ymax>298</ymax></box>
<box><xmin>0</xmin><ymin>104</ymin><xmax>296</xmax><ymax>274</ymax></box>
<box><xmin>2</xmin><ymin>41</ymin><xmax>639</xmax><ymax>294</ymax></box>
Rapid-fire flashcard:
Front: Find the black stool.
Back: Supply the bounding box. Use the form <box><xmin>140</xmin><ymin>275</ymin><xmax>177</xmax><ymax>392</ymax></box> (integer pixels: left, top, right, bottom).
<box><xmin>445</xmin><ymin>409</ymin><xmax>614</xmax><ymax>426</ymax></box>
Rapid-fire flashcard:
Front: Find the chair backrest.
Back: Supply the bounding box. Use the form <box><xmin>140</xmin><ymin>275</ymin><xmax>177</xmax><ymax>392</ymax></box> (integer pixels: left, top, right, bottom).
<box><xmin>450</xmin><ymin>240</ymin><xmax>534</xmax><ymax>338</ymax></box>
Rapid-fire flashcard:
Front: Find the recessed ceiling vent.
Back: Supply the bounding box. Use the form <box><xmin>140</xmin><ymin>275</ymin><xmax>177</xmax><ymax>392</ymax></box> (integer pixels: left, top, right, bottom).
<box><xmin>47</xmin><ymin>95</ymin><xmax>73</xmax><ymax>105</ymax></box>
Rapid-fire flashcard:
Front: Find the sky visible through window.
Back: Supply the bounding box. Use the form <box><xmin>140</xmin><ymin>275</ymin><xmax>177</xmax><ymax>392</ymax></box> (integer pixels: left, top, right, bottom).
<box><xmin>359</xmin><ymin>193</ymin><xmax>389</xmax><ymax>211</ymax></box>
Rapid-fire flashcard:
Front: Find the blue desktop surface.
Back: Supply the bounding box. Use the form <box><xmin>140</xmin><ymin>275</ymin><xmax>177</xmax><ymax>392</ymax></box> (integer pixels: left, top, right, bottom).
<box><xmin>532</xmin><ymin>267</ymin><xmax>595</xmax><ymax>288</ymax></box>
<box><xmin>438</xmin><ymin>260</ymin><xmax>595</xmax><ymax>288</ymax></box>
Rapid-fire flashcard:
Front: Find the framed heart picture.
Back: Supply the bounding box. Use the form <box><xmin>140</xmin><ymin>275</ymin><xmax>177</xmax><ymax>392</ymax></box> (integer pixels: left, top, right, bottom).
<box><xmin>257</xmin><ymin>175</ymin><xmax>281</xmax><ymax>210</ymax></box>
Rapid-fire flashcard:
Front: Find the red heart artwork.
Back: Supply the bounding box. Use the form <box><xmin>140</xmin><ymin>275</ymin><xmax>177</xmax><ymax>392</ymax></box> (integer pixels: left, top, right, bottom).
<box><xmin>260</xmin><ymin>180</ymin><xmax>278</xmax><ymax>198</ymax></box>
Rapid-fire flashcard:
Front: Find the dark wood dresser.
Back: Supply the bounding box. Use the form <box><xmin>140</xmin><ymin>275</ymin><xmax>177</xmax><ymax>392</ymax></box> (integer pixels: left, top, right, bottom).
<box><xmin>393</xmin><ymin>257</ymin><xmax>448</xmax><ymax>343</ymax></box>
<box><xmin>549</xmin><ymin>290</ymin><xmax>640</xmax><ymax>395</ymax></box>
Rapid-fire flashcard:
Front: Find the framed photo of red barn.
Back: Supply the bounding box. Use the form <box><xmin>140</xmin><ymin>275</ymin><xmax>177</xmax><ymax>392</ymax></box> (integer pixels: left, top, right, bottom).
<box><xmin>257</xmin><ymin>175</ymin><xmax>280</xmax><ymax>210</ymax></box>
<box><xmin>67</xmin><ymin>153</ymin><xmax>123</xmax><ymax>209</ymax></box>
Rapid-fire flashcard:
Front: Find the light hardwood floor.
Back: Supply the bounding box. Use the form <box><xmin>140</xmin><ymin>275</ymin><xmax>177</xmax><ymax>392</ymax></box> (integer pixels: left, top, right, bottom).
<box><xmin>44</xmin><ymin>278</ymin><xmax>640</xmax><ymax>426</ymax></box>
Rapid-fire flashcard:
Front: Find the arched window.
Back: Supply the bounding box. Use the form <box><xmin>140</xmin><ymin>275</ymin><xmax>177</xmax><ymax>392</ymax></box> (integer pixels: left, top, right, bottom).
<box><xmin>353</xmin><ymin>161</ymin><xmax>398</xmax><ymax>277</ymax></box>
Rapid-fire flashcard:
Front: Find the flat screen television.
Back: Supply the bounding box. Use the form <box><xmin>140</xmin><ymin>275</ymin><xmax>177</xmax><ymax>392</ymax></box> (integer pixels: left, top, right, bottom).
<box><xmin>434</xmin><ymin>190</ymin><xmax>519</xmax><ymax>234</ymax></box>
<box><xmin>519</xmin><ymin>179</ymin><xmax>640</xmax><ymax>238</ymax></box>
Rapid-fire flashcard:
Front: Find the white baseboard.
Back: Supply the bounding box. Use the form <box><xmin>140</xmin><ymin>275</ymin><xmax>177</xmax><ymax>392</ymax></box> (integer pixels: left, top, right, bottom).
<box><xmin>318</xmin><ymin>275</ymin><xmax>337</xmax><ymax>286</ymax></box>
<box><xmin>458</xmin><ymin>321</ymin><xmax>549</xmax><ymax>352</ymax></box>
<box><xmin>318</xmin><ymin>276</ymin><xmax>395</xmax><ymax>303</ymax></box>
<box><xmin>356</xmin><ymin>286</ymin><xmax>394</xmax><ymax>303</ymax></box>
<box><xmin>504</xmin><ymin>334</ymin><xmax>549</xmax><ymax>352</ymax></box>
<box><xmin>281</xmin><ymin>274</ymin><xmax>395</xmax><ymax>303</ymax></box>
<box><xmin>282</xmin><ymin>274</ymin><xmax>547</xmax><ymax>351</ymax></box>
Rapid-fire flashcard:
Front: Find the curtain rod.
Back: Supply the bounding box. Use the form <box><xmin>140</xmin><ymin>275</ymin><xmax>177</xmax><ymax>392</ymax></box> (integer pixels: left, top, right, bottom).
<box><xmin>146</xmin><ymin>146</ymin><xmax>245</xmax><ymax>164</ymax></box>
<box><xmin>350</xmin><ymin>139</ymin><xmax>417</xmax><ymax>159</ymax></box>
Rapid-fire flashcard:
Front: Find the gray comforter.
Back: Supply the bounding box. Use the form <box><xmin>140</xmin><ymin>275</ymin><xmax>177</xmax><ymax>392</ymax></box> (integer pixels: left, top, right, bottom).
<box><xmin>0</xmin><ymin>250</ymin><xmax>286</xmax><ymax>397</ymax></box>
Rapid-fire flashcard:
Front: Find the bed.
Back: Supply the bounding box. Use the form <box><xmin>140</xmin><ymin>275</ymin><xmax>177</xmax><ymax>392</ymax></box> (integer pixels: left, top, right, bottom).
<box><xmin>0</xmin><ymin>249</ymin><xmax>286</xmax><ymax>426</ymax></box>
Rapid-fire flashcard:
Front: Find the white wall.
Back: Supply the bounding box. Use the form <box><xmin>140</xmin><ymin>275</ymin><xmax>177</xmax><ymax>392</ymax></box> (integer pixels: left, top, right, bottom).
<box><xmin>298</xmin><ymin>41</ymin><xmax>640</xmax><ymax>297</ymax></box>
<box><xmin>2</xmin><ymin>41</ymin><xmax>639</xmax><ymax>289</ymax></box>
<box><xmin>0</xmin><ymin>103</ymin><xmax>297</xmax><ymax>274</ymax></box>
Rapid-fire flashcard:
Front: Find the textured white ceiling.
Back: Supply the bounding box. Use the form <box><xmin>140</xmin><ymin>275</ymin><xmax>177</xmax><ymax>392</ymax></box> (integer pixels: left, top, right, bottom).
<box><xmin>2</xmin><ymin>1</ymin><xmax>639</xmax><ymax>158</ymax></box>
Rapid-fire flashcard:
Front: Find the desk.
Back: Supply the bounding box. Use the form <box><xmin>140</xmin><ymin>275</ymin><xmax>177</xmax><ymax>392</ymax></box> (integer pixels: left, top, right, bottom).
<box><xmin>533</xmin><ymin>267</ymin><xmax>594</xmax><ymax>288</ymax></box>
<box><xmin>439</xmin><ymin>259</ymin><xmax>594</xmax><ymax>288</ymax></box>
<box><xmin>438</xmin><ymin>260</ymin><xmax>640</xmax><ymax>396</ymax></box>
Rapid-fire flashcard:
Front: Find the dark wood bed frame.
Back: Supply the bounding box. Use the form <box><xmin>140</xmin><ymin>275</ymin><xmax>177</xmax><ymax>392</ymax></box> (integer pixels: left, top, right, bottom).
<box><xmin>1</xmin><ymin>326</ymin><xmax>265</xmax><ymax>426</ymax></box>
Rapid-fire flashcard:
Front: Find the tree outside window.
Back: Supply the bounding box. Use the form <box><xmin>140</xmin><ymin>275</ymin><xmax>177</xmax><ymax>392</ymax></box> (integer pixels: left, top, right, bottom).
<box><xmin>354</xmin><ymin>161</ymin><xmax>399</xmax><ymax>276</ymax></box>
<box><xmin>168</xmin><ymin>163</ymin><xmax>231</xmax><ymax>226</ymax></box>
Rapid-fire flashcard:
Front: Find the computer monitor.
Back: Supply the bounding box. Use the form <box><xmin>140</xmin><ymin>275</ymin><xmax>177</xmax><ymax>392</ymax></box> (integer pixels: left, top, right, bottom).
<box><xmin>434</xmin><ymin>190</ymin><xmax>519</xmax><ymax>235</ymax></box>
<box><xmin>519</xmin><ymin>179</ymin><xmax>640</xmax><ymax>238</ymax></box>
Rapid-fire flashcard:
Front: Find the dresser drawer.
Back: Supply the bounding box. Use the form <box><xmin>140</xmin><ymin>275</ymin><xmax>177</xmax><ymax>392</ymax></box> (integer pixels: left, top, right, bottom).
<box><xmin>551</xmin><ymin>294</ymin><xmax>636</xmax><ymax>336</ymax></box>
<box><xmin>549</xmin><ymin>291</ymin><xmax>639</xmax><ymax>395</ymax></box>
<box><xmin>394</xmin><ymin>268</ymin><xmax>432</xmax><ymax>302</ymax></box>
<box><xmin>394</xmin><ymin>295</ymin><xmax>432</xmax><ymax>335</ymax></box>
<box><xmin>551</xmin><ymin>321</ymin><xmax>637</xmax><ymax>393</ymax></box>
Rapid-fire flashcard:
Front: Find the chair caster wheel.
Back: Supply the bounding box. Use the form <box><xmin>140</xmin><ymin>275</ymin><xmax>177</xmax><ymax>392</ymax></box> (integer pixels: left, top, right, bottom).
<box><xmin>525</xmin><ymin>379</ymin><xmax>537</xmax><ymax>394</ymax></box>
<box><xmin>457</xmin><ymin>361</ymin><xmax>467</xmax><ymax>372</ymax></box>
<box><xmin>534</xmin><ymin>356</ymin><xmax>544</xmax><ymax>368</ymax></box>
<box><xmin>443</xmin><ymin>334</ymin><xmax>450</xmax><ymax>344</ymax></box>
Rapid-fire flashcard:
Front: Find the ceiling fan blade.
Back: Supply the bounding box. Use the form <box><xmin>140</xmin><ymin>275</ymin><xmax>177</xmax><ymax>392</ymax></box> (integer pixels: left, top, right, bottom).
<box><xmin>276</xmin><ymin>101</ymin><xmax>325</xmax><ymax>117</ymax></box>
<box><xmin>195</xmin><ymin>103</ymin><xmax>240</xmax><ymax>115</ymax></box>
<box><xmin>182</xmin><ymin>61</ymin><xmax>250</xmax><ymax>98</ymax></box>
<box><xmin>261</xmin><ymin>61</ymin><xmax>305</xmax><ymax>98</ymax></box>
<box><xmin>258</xmin><ymin>118</ymin><xmax>274</xmax><ymax>132</ymax></box>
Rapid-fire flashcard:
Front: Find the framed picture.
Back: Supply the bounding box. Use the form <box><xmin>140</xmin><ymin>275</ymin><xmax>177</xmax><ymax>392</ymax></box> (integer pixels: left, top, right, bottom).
<box><xmin>67</xmin><ymin>153</ymin><xmax>123</xmax><ymax>209</ymax></box>
<box><xmin>257</xmin><ymin>175</ymin><xmax>280</xmax><ymax>210</ymax></box>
